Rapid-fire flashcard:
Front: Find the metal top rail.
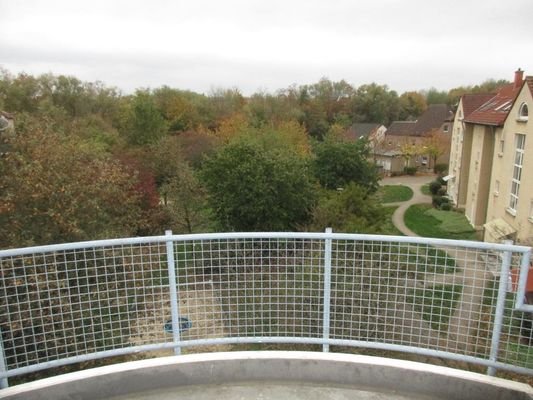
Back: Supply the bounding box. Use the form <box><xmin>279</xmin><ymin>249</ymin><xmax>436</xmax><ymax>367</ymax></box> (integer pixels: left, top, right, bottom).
<box><xmin>0</xmin><ymin>232</ymin><xmax>530</xmax><ymax>257</ymax></box>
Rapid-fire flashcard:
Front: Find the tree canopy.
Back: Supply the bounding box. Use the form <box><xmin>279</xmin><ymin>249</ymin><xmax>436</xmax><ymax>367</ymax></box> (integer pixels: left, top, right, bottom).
<box><xmin>312</xmin><ymin>138</ymin><xmax>379</xmax><ymax>193</ymax></box>
<box><xmin>200</xmin><ymin>137</ymin><xmax>316</xmax><ymax>231</ymax></box>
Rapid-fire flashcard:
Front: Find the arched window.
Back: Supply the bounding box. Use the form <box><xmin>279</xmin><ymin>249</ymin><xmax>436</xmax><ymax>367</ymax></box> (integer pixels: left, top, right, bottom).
<box><xmin>518</xmin><ymin>102</ymin><xmax>528</xmax><ymax>121</ymax></box>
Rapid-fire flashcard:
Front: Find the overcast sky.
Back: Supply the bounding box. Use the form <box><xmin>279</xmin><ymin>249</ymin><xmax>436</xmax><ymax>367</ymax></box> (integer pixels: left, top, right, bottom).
<box><xmin>1</xmin><ymin>0</ymin><xmax>532</xmax><ymax>95</ymax></box>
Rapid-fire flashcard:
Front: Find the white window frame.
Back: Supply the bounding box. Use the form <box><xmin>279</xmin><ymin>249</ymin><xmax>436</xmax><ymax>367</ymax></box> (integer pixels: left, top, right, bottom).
<box><xmin>518</xmin><ymin>102</ymin><xmax>529</xmax><ymax>122</ymax></box>
<box><xmin>508</xmin><ymin>134</ymin><xmax>526</xmax><ymax>215</ymax></box>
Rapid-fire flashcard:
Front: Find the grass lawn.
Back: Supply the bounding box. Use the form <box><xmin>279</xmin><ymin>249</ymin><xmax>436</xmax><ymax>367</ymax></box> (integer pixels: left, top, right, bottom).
<box><xmin>404</xmin><ymin>204</ymin><xmax>477</xmax><ymax>241</ymax></box>
<box><xmin>407</xmin><ymin>284</ymin><xmax>463</xmax><ymax>332</ymax></box>
<box><xmin>378</xmin><ymin>185</ymin><xmax>414</xmax><ymax>203</ymax></box>
<box><xmin>421</xmin><ymin>184</ymin><xmax>431</xmax><ymax>196</ymax></box>
<box><xmin>380</xmin><ymin>206</ymin><xmax>404</xmax><ymax>236</ymax></box>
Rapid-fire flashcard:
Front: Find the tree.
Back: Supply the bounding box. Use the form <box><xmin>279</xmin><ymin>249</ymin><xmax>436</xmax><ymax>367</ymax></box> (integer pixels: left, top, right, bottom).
<box><xmin>351</xmin><ymin>83</ymin><xmax>400</xmax><ymax>126</ymax></box>
<box><xmin>309</xmin><ymin>184</ymin><xmax>387</xmax><ymax>233</ymax></box>
<box><xmin>424</xmin><ymin>87</ymin><xmax>449</xmax><ymax>105</ymax></box>
<box><xmin>399</xmin><ymin>91</ymin><xmax>427</xmax><ymax>120</ymax></box>
<box><xmin>422</xmin><ymin>129</ymin><xmax>450</xmax><ymax>169</ymax></box>
<box><xmin>161</xmin><ymin>167</ymin><xmax>210</xmax><ymax>233</ymax></box>
<box><xmin>123</xmin><ymin>90</ymin><xmax>168</xmax><ymax>145</ymax></box>
<box><xmin>0</xmin><ymin>119</ymin><xmax>142</xmax><ymax>247</ymax></box>
<box><xmin>399</xmin><ymin>141</ymin><xmax>420</xmax><ymax>168</ymax></box>
<box><xmin>312</xmin><ymin>138</ymin><xmax>379</xmax><ymax>193</ymax></box>
<box><xmin>200</xmin><ymin>138</ymin><xmax>316</xmax><ymax>231</ymax></box>
<box><xmin>148</xmin><ymin>135</ymin><xmax>211</xmax><ymax>233</ymax></box>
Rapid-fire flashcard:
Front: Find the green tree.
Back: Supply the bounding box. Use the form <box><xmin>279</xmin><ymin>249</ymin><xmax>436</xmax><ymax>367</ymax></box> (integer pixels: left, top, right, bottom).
<box><xmin>124</xmin><ymin>90</ymin><xmax>168</xmax><ymax>145</ymax></box>
<box><xmin>161</xmin><ymin>168</ymin><xmax>210</xmax><ymax>233</ymax></box>
<box><xmin>309</xmin><ymin>184</ymin><xmax>387</xmax><ymax>233</ymax></box>
<box><xmin>351</xmin><ymin>83</ymin><xmax>400</xmax><ymax>126</ymax></box>
<box><xmin>312</xmin><ymin>138</ymin><xmax>379</xmax><ymax>192</ymax></box>
<box><xmin>399</xmin><ymin>91</ymin><xmax>427</xmax><ymax>120</ymax></box>
<box><xmin>201</xmin><ymin>138</ymin><xmax>316</xmax><ymax>231</ymax></box>
<box><xmin>424</xmin><ymin>88</ymin><xmax>449</xmax><ymax>105</ymax></box>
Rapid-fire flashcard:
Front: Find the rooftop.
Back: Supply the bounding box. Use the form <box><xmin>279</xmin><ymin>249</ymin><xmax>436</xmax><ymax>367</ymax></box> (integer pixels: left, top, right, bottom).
<box><xmin>345</xmin><ymin>123</ymin><xmax>382</xmax><ymax>140</ymax></box>
<box><xmin>465</xmin><ymin>83</ymin><xmax>522</xmax><ymax>126</ymax></box>
<box><xmin>387</xmin><ymin>104</ymin><xmax>453</xmax><ymax>137</ymax></box>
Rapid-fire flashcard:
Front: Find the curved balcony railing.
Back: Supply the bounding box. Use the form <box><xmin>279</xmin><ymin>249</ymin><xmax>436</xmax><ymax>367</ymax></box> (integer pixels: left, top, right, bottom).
<box><xmin>0</xmin><ymin>231</ymin><xmax>532</xmax><ymax>388</ymax></box>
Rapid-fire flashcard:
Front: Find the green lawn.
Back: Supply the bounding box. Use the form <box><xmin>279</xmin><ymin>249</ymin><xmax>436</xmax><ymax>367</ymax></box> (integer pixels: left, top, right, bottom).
<box><xmin>404</xmin><ymin>204</ymin><xmax>477</xmax><ymax>241</ymax></box>
<box><xmin>421</xmin><ymin>184</ymin><xmax>431</xmax><ymax>196</ymax></box>
<box><xmin>378</xmin><ymin>185</ymin><xmax>414</xmax><ymax>203</ymax></box>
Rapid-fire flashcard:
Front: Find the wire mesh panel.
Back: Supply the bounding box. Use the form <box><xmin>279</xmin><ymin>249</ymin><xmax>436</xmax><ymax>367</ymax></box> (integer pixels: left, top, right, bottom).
<box><xmin>172</xmin><ymin>238</ymin><xmax>325</xmax><ymax>341</ymax></box>
<box><xmin>0</xmin><ymin>241</ymin><xmax>169</xmax><ymax>372</ymax></box>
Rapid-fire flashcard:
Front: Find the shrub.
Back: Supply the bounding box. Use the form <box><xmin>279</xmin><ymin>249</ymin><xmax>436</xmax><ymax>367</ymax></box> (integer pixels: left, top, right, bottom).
<box><xmin>440</xmin><ymin>203</ymin><xmax>452</xmax><ymax>211</ymax></box>
<box><xmin>432</xmin><ymin>195</ymin><xmax>449</xmax><ymax>208</ymax></box>
<box><xmin>404</xmin><ymin>166</ymin><xmax>417</xmax><ymax>176</ymax></box>
<box><xmin>429</xmin><ymin>180</ymin><xmax>442</xmax><ymax>195</ymax></box>
<box><xmin>434</xmin><ymin>163</ymin><xmax>448</xmax><ymax>175</ymax></box>
<box><xmin>437</xmin><ymin>187</ymin><xmax>447</xmax><ymax>196</ymax></box>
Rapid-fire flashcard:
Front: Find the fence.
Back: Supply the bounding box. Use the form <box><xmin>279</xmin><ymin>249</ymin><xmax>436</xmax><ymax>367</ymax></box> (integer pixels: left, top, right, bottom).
<box><xmin>0</xmin><ymin>231</ymin><xmax>532</xmax><ymax>388</ymax></box>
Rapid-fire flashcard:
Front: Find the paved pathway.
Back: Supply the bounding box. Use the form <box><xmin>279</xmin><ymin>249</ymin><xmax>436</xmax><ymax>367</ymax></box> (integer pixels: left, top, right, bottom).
<box><xmin>380</xmin><ymin>174</ymin><xmax>434</xmax><ymax>237</ymax></box>
<box><xmin>380</xmin><ymin>175</ymin><xmax>490</xmax><ymax>356</ymax></box>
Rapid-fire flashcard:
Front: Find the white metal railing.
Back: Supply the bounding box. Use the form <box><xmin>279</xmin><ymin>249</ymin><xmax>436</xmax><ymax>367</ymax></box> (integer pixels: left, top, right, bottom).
<box><xmin>0</xmin><ymin>231</ymin><xmax>532</xmax><ymax>388</ymax></box>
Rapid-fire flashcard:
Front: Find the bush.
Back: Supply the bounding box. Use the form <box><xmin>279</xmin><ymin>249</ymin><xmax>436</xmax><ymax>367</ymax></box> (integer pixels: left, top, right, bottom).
<box><xmin>429</xmin><ymin>180</ymin><xmax>442</xmax><ymax>195</ymax></box>
<box><xmin>404</xmin><ymin>166</ymin><xmax>417</xmax><ymax>176</ymax></box>
<box><xmin>432</xmin><ymin>195</ymin><xmax>449</xmax><ymax>208</ymax></box>
<box><xmin>440</xmin><ymin>203</ymin><xmax>452</xmax><ymax>211</ymax></box>
<box><xmin>434</xmin><ymin>163</ymin><xmax>448</xmax><ymax>175</ymax></box>
<box><xmin>437</xmin><ymin>187</ymin><xmax>447</xmax><ymax>196</ymax></box>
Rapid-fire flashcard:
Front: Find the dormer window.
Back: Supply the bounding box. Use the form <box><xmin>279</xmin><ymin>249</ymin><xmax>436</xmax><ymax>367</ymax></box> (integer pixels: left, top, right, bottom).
<box><xmin>518</xmin><ymin>102</ymin><xmax>528</xmax><ymax>121</ymax></box>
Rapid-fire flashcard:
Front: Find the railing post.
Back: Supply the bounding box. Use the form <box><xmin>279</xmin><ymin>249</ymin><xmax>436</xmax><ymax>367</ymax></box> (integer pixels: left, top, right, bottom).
<box><xmin>322</xmin><ymin>227</ymin><xmax>333</xmax><ymax>352</ymax></box>
<box><xmin>0</xmin><ymin>328</ymin><xmax>8</xmax><ymax>389</ymax></box>
<box><xmin>166</xmin><ymin>230</ymin><xmax>181</xmax><ymax>356</ymax></box>
<box><xmin>487</xmin><ymin>240</ymin><xmax>513</xmax><ymax>376</ymax></box>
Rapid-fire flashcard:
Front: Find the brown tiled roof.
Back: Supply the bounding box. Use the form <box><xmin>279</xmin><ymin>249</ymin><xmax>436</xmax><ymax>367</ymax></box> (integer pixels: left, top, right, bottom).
<box><xmin>386</xmin><ymin>104</ymin><xmax>453</xmax><ymax>137</ymax></box>
<box><xmin>386</xmin><ymin>121</ymin><xmax>416</xmax><ymax>136</ymax></box>
<box><xmin>464</xmin><ymin>83</ymin><xmax>521</xmax><ymax>126</ymax></box>
<box><xmin>346</xmin><ymin>123</ymin><xmax>380</xmax><ymax>139</ymax></box>
<box><xmin>461</xmin><ymin>94</ymin><xmax>495</xmax><ymax>118</ymax></box>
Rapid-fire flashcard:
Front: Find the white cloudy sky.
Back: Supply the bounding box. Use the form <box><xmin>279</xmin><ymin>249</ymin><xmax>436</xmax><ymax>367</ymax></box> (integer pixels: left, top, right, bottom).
<box><xmin>1</xmin><ymin>0</ymin><xmax>532</xmax><ymax>95</ymax></box>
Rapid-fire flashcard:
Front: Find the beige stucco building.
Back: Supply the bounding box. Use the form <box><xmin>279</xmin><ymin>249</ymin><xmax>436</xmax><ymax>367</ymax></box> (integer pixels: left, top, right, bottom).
<box><xmin>447</xmin><ymin>69</ymin><xmax>533</xmax><ymax>245</ymax></box>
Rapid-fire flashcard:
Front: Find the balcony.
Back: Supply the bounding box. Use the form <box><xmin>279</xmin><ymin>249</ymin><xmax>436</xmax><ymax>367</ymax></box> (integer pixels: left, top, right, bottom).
<box><xmin>0</xmin><ymin>232</ymin><xmax>532</xmax><ymax>399</ymax></box>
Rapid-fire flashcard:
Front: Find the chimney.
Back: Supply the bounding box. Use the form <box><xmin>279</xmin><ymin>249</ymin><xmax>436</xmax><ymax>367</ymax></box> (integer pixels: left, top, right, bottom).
<box><xmin>514</xmin><ymin>68</ymin><xmax>524</xmax><ymax>88</ymax></box>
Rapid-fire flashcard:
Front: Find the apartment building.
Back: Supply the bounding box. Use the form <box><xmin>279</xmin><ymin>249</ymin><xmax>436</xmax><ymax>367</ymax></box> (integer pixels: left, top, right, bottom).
<box><xmin>448</xmin><ymin>69</ymin><xmax>532</xmax><ymax>245</ymax></box>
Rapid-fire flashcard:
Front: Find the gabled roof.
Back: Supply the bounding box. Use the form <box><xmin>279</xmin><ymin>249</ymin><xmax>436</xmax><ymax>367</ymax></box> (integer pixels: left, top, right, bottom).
<box><xmin>412</xmin><ymin>104</ymin><xmax>454</xmax><ymax>135</ymax></box>
<box><xmin>346</xmin><ymin>123</ymin><xmax>382</xmax><ymax>139</ymax></box>
<box><xmin>386</xmin><ymin>121</ymin><xmax>416</xmax><ymax>136</ymax></box>
<box><xmin>464</xmin><ymin>83</ymin><xmax>521</xmax><ymax>126</ymax></box>
<box><xmin>461</xmin><ymin>94</ymin><xmax>495</xmax><ymax>118</ymax></box>
<box><xmin>386</xmin><ymin>104</ymin><xmax>453</xmax><ymax>137</ymax></box>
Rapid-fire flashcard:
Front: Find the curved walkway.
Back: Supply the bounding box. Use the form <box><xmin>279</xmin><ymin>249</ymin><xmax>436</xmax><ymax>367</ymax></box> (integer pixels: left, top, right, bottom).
<box><xmin>380</xmin><ymin>174</ymin><xmax>434</xmax><ymax>236</ymax></box>
<box><xmin>380</xmin><ymin>175</ymin><xmax>491</xmax><ymax>356</ymax></box>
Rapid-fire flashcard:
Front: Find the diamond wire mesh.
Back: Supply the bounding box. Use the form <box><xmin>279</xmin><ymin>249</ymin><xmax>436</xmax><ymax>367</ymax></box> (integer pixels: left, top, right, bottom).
<box><xmin>0</xmin><ymin>235</ymin><xmax>532</xmax><ymax>378</ymax></box>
